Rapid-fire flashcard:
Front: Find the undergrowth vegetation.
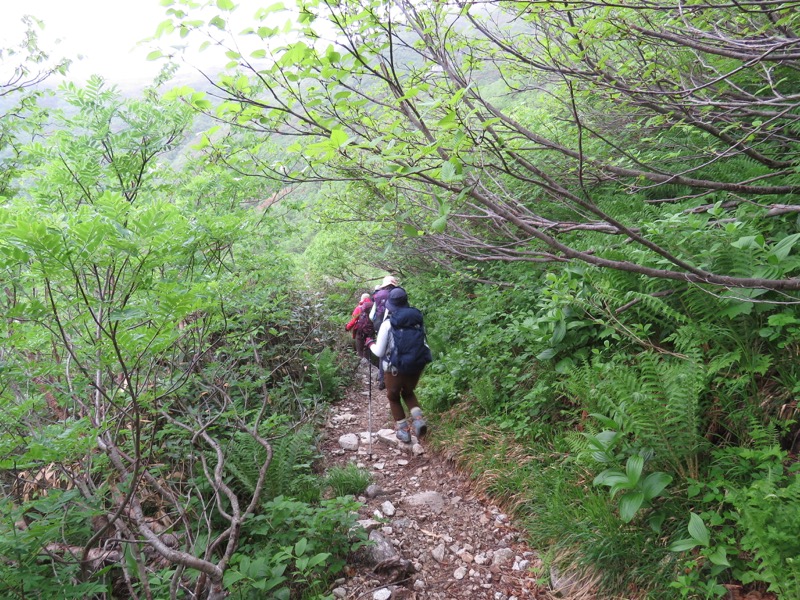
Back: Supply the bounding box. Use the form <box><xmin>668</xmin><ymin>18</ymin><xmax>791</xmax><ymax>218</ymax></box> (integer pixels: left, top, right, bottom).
<box><xmin>405</xmin><ymin>261</ymin><xmax>800</xmax><ymax>599</ymax></box>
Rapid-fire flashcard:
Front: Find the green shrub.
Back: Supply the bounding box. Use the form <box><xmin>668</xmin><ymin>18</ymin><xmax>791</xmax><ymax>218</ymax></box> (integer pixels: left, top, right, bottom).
<box><xmin>670</xmin><ymin>444</ymin><xmax>800</xmax><ymax>598</ymax></box>
<box><xmin>324</xmin><ymin>463</ymin><xmax>371</xmax><ymax>498</ymax></box>
<box><xmin>225</xmin><ymin>495</ymin><xmax>366</xmax><ymax>599</ymax></box>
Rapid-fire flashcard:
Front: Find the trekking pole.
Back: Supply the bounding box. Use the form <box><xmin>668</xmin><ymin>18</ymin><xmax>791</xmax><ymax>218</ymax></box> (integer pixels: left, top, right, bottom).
<box><xmin>367</xmin><ymin>355</ymin><xmax>373</xmax><ymax>457</ymax></box>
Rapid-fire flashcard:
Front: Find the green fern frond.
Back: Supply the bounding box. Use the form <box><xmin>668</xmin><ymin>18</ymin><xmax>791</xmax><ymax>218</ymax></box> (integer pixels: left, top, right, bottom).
<box><xmin>565</xmin><ymin>352</ymin><xmax>707</xmax><ymax>479</ymax></box>
<box><xmin>224</xmin><ymin>424</ymin><xmax>321</xmax><ymax>503</ymax></box>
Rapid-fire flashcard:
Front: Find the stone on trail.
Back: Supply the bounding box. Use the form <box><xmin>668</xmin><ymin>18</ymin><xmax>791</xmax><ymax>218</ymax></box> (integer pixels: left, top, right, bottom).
<box><xmin>404</xmin><ymin>490</ymin><xmax>446</xmax><ymax>515</ymax></box>
<box><xmin>356</xmin><ymin>518</ymin><xmax>382</xmax><ymax>532</ymax></box>
<box><xmin>359</xmin><ymin>431</ymin><xmax>378</xmax><ymax>444</ymax></box>
<box><xmin>381</xmin><ymin>500</ymin><xmax>396</xmax><ymax>516</ymax></box>
<box><xmin>365</xmin><ymin>484</ymin><xmax>385</xmax><ymax>498</ymax></box>
<box><xmin>338</xmin><ymin>433</ymin><xmax>360</xmax><ymax>451</ymax></box>
<box><xmin>373</xmin><ymin>588</ymin><xmax>391</xmax><ymax>600</ymax></box>
<box><xmin>431</xmin><ymin>543</ymin><xmax>446</xmax><ymax>563</ymax></box>
<box><xmin>333</xmin><ymin>412</ymin><xmax>357</xmax><ymax>424</ymax></box>
<box><xmin>492</xmin><ymin>547</ymin><xmax>515</xmax><ymax>567</ymax></box>
<box><xmin>364</xmin><ymin>530</ymin><xmax>399</xmax><ymax>565</ymax></box>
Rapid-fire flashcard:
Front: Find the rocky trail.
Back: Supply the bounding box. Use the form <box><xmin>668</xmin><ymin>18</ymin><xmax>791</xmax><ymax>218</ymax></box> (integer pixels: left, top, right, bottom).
<box><xmin>319</xmin><ymin>359</ymin><xmax>570</xmax><ymax>600</ymax></box>
<box><xmin>319</xmin><ymin>361</ymin><xmax>777</xmax><ymax>600</ymax></box>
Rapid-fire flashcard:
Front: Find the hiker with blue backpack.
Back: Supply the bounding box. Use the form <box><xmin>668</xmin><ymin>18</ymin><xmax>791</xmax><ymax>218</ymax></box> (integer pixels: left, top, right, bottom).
<box><xmin>369</xmin><ymin>275</ymin><xmax>398</xmax><ymax>390</ymax></box>
<box><xmin>366</xmin><ymin>287</ymin><xmax>433</xmax><ymax>443</ymax></box>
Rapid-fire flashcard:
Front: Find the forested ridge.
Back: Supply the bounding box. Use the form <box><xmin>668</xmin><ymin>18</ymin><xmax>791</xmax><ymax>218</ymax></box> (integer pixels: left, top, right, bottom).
<box><xmin>1</xmin><ymin>1</ymin><xmax>800</xmax><ymax>598</ymax></box>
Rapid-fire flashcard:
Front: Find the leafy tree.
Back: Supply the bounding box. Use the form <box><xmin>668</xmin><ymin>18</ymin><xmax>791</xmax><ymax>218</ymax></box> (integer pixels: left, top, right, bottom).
<box><xmin>0</xmin><ymin>79</ymin><xmax>339</xmax><ymax>599</ymax></box>
<box><xmin>159</xmin><ymin>0</ymin><xmax>800</xmax><ymax>292</ymax></box>
<box><xmin>0</xmin><ymin>16</ymin><xmax>70</xmax><ymax>197</ymax></box>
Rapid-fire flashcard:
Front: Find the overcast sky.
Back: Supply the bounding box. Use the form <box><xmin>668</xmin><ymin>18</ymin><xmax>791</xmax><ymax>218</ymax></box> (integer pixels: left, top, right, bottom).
<box><xmin>0</xmin><ymin>0</ymin><xmax>274</xmax><ymax>88</ymax></box>
<box><xmin>0</xmin><ymin>0</ymin><xmax>171</xmax><ymax>85</ymax></box>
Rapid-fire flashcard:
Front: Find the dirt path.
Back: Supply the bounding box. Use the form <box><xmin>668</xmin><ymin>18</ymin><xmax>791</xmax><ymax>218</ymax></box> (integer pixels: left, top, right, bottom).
<box><xmin>320</xmin><ymin>360</ymin><xmax>563</xmax><ymax>600</ymax></box>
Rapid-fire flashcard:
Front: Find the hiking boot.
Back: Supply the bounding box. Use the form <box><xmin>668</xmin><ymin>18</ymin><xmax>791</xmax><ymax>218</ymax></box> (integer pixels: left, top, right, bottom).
<box><xmin>412</xmin><ymin>414</ymin><xmax>428</xmax><ymax>439</ymax></box>
<box><xmin>378</xmin><ymin>381</ymin><xmax>386</xmax><ymax>390</ymax></box>
<box><xmin>395</xmin><ymin>420</ymin><xmax>411</xmax><ymax>443</ymax></box>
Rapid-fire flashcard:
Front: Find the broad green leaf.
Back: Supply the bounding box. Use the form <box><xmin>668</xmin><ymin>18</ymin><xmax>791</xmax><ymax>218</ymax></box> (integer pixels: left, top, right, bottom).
<box><xmin>294</xmin><ymin>537</ymin><xmax>308</xmax><ymax>556</ymax></box>
<box><xmin>306</xmin><ymin>552</ymin><xmax>330</xmax><ymax>568</ymax></box>
<box><xmin>550</xmin><ymin>319</ymin><xmax>566</xmax><ymax>345</ymax></box>
<box><xmin>687</xmin><ymin>513</ymin><xmax>710</xmax><ymax>547</ymax></box>
<box><xmin>707</xmin><ymin>547</ymin><xmax>730</xmax><ymax>567</ymax></box>
<box><xmin>438</xmin><ymin>110</ymin><xmax>457</xmax><ymax>128</ymax></box>
<box><xmin>625</xmin><ymin>455</ymin><xmax>644</xmax><ymax>486</ymax></box>
<box><xmin>431</xmin><ymin>215</ymin><xmax>447</xmax><ymax>233</ymax></box>
<box><xmin>619</xmin><ymin>491</ymin><xmax>644</xmax><ymax>523</ymax></box>
<box><xmin>330</xmin><ymin>129</ymin><xmax>348</xmax><ymax>147</ymax></box>
<box><xmin>440</xmin><ymin>161</ymin><xmax>458</xmax><ymax>182</ymax></box>
<box><xmin>593</xmin><ymin>469</ymin><xmax>628</xmax><ymax>487</ymax></box>
<box><xmin>641</xmin><ymin>472</ymin><xmax>672</xmax><ymax>501</ymax></box>
<box><xmin>669</xmin><ymin>538</ymin><xmax>701</xmax><ymax>552</ymax></box>
<box><xmin>769</xmin><ymin>233</ymin><xmax>800</xmax><ymax>261</ymax></box>
<box><xmin>256</xmin><ymin>2</ymin><xmax>285</xmax><ymax>18</ymax></box>
<box><xmin>223</xmin><ymin>570</ymin><xmax>247</xmax><ymax>586</ymax></box>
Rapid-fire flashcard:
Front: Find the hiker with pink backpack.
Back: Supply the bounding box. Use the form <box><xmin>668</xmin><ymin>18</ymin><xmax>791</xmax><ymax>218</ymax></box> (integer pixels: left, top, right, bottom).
<box><xmin>345</xmin><ymin>293</ymin><xmax>375</xmax><ymax>359</ymax></box>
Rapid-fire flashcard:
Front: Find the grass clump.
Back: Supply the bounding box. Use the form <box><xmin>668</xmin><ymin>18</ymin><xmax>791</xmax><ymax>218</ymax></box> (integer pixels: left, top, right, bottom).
<box><xmin>324</xmin><ymin>462</ymin><xmax>372</xmax><ymax>497</ymax></box>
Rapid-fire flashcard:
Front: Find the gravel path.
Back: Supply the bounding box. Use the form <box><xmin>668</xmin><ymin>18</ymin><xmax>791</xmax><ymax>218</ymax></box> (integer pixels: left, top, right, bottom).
<box><xmin>319</xmin><ymin>360</ymin><xmax>564</xmax><ymax>600</ymax></box>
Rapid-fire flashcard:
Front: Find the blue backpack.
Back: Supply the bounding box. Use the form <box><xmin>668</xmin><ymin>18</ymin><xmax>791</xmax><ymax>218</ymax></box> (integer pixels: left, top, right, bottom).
<box><xmin>388</xmin><ymin>306</ymin><xmax>433</xmax><ymax>374</ymax></box>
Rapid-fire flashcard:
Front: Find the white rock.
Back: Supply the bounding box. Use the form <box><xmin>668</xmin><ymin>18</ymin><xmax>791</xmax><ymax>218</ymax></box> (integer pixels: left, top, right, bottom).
<box><xmin>356</xmin><ymin>519</ymin><xmax>381</xmax><ymax>532</ymax></box>
<box><xmin>474</xmin><ymin>553</ymin><xmax>488</xmax><ymax>565</ymax></box>
<box><xmin>338</xmin><ymin>433</ymin><xmax>360</xmax><ymax>451</ymax></box>
<box><xmin>332</xmin><ymin>587</ymin><xmax>346</xmax><ymax>598</ymax></box>
<box><xmin>397</xmin><ymin>459</ymin><xmax>409</xmax><ymax>466</ymax></box>
<box><xmin>381</xmin><ymin>501</ymin><xmax>396</xmax><ymax>516</ymax></box>
<box><xmin>514</xmin><ymin>558</ymin><xmax>530</xmax><ymax>571</ymax></box>
<box><xmin>412</xmin><ymin>443</ymin><xmax>425</xmax><ymax>456</ymax></box>
<box><xmin>373</xmin><ymin>589</ymin><xmax>391</xmax><ymax>600</ymax></box>
<box><xmin>404</xmin><ymin>491</ymin><xmax>446</xmax><ymax>514</ymax></box>
<box><xmin>365</xmin><ymin>484</ymin><xmax>384</xmax><ymax>498</ymax></box>
<box><xmin>492</xmin><ymin>547</ymin><xmax>515</xmax><ymax>567</ymax></box>
<box><xmin>413</xmin><ymin>579</ymin><xmax>426</xmax><ymax>591</ymax></box>
<box><xmin>454</xmin><ymin>566</ymin><xmax>468</xmax><ymax>580</ymax></box>
<box><xmin>359</xmin><ymin>431</ymin><xmax>379</xmax><ymax>444</ymax></box>
<box><xmin>431</xmin><ymin>543</ymin><xmax>446</xmax><ymax>563</ymax></box>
